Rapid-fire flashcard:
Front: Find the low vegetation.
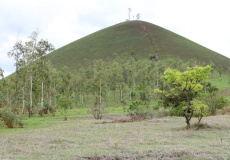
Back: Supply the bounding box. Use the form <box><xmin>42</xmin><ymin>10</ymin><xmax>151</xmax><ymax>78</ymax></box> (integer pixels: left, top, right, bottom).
<box><xmin>1</xmin><ymin>110</ymin><xmax>230</xmax><ymax>159</ymax></box>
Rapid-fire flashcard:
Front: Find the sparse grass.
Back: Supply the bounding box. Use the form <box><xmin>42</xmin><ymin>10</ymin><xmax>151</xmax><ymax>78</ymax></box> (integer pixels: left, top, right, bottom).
<box><xmin>1</xmin><ymin>113</ymin><xmax>230</xmax><ymax>159</ymax></box>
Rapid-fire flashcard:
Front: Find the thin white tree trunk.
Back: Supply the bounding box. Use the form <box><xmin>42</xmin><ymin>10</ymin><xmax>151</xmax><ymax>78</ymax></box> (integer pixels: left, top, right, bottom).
<box><xmin>100</xmin><ymin>79</ymin><xmax>102</xmax><ymax>105</ymax></box>
<box><xmin>49</xmin><ymin>85</ymin><xmax>52</xmax><ymax>108</ymax></box>
<box><xmin>120</xmin><ymin>85</ymin><xmax>123</xmax><ymax>101</ymax></box>
<box><xmin>21</xmin><ymin>85</ymin><xmax>25</xmax><ymax>114</ymax></box>
<box><xmin>29</xmin><ymin>74</ymin><xmax>33</xmax><ymax>117</ymax></box>
<box><xmin>41</xmin><ymin>81</ymin><xmax>44</xmax><ymax>108</ymax></box>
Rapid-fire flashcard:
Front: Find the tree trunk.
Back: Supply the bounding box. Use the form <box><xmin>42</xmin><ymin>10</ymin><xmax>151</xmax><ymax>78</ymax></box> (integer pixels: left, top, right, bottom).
<box><xmin>99</xmin><ymin>79</ymin><xmax>102</xmax><ymax>105</ymax></box>
<box><xmin>41</xmin><ymin>81</ymin><xmax>44</xmax><ymax>109</ymax></box>
<box><xmin>29</xmin><ymin>74</ymin><xmax>33</xmax><ymax>118</ymax></box>
<box><xmin>21</xmin><ymin>85</ymin><xmax>25</xmax><ymax>114</ymax></box>
<box><xmin>15</xmin><ymin>67</ymin><xmax>19</xmax><ymax>109</ymax></box>
<box><xmin>198</xmin><ymin>115</ymin><xmax>203</xmax><ymax>124</ymax></box>
<box><xmin>113</xmin><ymin>89</ymin><xmax>116</xmax><ymax>102</ymax></box>
<box><xmin>184</xmin><ymin>92</ymin><xmax>192</xmax><ymax>129</ymax></box>
<box><xmin>49</xmin><ymin>85</ymin><xmax>52</xmax><ymax>108</ymax></box>
<box><xmin>119</xmin><ymin>85</ymin><xmax>123</xmax><ymax>101</ymax></box>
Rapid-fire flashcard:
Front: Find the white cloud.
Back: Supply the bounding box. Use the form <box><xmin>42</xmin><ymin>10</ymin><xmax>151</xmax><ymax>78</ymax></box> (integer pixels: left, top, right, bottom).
<box><xmin>0</xmin><ymin>0</ymin><xmax>230</xmax><ymax>76</ymax></box>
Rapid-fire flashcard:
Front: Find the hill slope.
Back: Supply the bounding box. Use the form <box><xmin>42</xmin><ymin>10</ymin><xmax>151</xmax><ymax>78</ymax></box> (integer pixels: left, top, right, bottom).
<box><xmin>46</xmin><ymin>20</ymin><xmax>230</xmax><ymax>70</ymax></box>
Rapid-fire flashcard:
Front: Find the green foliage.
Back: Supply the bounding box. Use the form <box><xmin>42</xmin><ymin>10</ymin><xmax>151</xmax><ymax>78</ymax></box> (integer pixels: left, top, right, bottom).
<box><xmin>0</xmin><ymin>108</ymin><xmax>23</xmax><ymax>128</ymax></box>
<box><xmin>169</xmin><ymin>106</ymin><xmax>184</xmax><ymax>117</ymax></box>
<box><xmin>190</xmin><ymin>100</ymin><xmax>209</xmax><ymax>124</ymax></box>
<box><xmin>58</xmin><ymin>95</ymin><xmax>70</xmax><ymax>120</ymax></box>
<box><xmin>127</xmin><ymin>101</ymin><xmax>153</xmax><ymax>118</ymax></box>
<box><xmin>90</xmin><ymin>97</ymin><xmax>106</xmax><ymax>120</ymax></box>
<box><xmin>191</xmin><ymin>100</ymin><xmax>209</xmax><ymax>117</ymax></box>
<box><xmin>202</xmin><ymin>83</ymin><xmax>228</xmax><ymax>115</ymax></box>
<box><xmin>155</xmin><ymin>65</ymin><xmax>212</xmax><ymax>128</ymax></box>
<box><xmin>203</xmin><ymin>94</ymin><xmax>228</xmax><ymax>115</ymax></box>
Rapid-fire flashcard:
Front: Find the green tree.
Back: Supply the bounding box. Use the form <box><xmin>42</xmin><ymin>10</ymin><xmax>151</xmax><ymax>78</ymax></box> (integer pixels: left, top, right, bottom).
<box><xmin>8</xmin><ymin>40</ymin><xmax>25</xmax><ymax>109</ymax></box>
<box><xmin>155</xmin><ymin>65</ymin><xmax>212</xmax><ymax>128</ymax></box>
<box><xmin>8</xmin><ymin>30</ymin><xmax>54</xmax><ymax>117</ymax></box>
<box><xmin>58</xmin><ymin>95</ymin><xmax>70</xmax><ymax>120</ymax></box>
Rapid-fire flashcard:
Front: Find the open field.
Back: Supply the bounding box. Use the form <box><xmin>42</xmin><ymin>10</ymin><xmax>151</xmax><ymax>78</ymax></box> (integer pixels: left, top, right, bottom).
<box><xmin>1</xmin><ymin>112</ymin><xmax>230</xmax><ymax>160</ymax></box>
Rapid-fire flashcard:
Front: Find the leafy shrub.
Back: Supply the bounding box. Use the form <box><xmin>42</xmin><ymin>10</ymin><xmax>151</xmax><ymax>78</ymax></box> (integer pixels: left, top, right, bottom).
<box><xmin>90</xmin><ymin>97</ymin><xmax>106</xmax><ymax>120</ymax></box>
<box><xmin>58</xmin><ymin>95</ymin><xmax>71</xmax><ymax>120</ymax></box>
<box><xmin>203</xmin><ymin>94</ymin><xmax>227</xmax><ymax>115</ymax></box>
<box><xmin>1</xmin><ymin>109</ymin><xmax>23</xmax><ymax>128</ymax></box>
<box><xmin>127</xmin><ymin>101</ymin><xmax>153</xmax><ymax>119</ymax></box>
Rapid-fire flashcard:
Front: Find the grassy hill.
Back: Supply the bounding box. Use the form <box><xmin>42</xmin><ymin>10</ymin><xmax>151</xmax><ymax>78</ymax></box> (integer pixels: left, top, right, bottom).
<box><xmin>47</xmin><ymin>20</ymin><xmax>230</xmax><ymax>70</ymax></box>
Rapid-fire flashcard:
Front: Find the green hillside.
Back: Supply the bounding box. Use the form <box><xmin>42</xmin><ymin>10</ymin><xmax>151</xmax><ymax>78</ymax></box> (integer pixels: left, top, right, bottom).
<box><xmin>46</xmin><ymin>20</ymin><xmax>230</xmax><ymax>70</ymax></box>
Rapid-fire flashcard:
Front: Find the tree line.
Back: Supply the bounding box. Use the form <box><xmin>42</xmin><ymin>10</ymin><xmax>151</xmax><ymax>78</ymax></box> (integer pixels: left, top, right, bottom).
<box><xmin>0</xmin><ymin>31</ymin><xmax>229</xmax><ymax>128</ymax></box>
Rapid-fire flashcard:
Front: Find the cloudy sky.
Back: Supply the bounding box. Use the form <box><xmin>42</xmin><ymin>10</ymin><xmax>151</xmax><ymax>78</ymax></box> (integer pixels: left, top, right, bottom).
<box><xmin>0</xmin><ymin>0</ymin><xmax>230</xmax><ymax>76</ymax></box>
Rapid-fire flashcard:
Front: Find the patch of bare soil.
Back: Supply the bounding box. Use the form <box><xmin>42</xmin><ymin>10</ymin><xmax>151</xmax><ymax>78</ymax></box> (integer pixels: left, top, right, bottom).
<box><xmin>81</xmin><ymin>150</ymin><xmax>192</xmax><ymax>160</ymax></box>
<box><xmin>94</xmin><ymin>115</ymin><xmax>143</xmax><ymax>124</ymax></box>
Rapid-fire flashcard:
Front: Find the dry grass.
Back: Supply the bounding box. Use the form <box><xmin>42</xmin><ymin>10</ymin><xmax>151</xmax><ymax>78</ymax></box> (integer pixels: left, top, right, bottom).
<box><xmin>1</xmin><ymin>115</ymin><xmax>230</xmax><ymax>160</ymax></box>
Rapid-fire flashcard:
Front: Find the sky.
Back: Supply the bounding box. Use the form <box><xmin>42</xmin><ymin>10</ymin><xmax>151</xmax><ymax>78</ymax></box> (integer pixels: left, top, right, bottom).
<box><xmin>0</xmin><ymin>0</ymin><xmax>230</xmax><ymax>77</ymax></box>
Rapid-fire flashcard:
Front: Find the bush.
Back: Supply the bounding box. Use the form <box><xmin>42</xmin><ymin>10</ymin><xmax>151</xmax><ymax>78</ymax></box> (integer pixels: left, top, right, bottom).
<box><xmin>58</xmin><ymin>95</ymin><xmax>71</xmax><ymax>120</ymax></box>
<box><xmin>127</xmin><ymin>101</ymin><xmax>153</xmax><ymax>119</ymax></box>
<box><xmin>90</xmin><ymin>97</ymin><xmax>106</xmax><ymax>120</ymax></box>
<box><xmin>1</xmin><ymin>109</ymin><xmax>23</xmax><ymax>128</ymax></box>
<box><xmin>203</xmin><ymin>95</ymin><xmax>227</xmax><ymax>115</ymax></box>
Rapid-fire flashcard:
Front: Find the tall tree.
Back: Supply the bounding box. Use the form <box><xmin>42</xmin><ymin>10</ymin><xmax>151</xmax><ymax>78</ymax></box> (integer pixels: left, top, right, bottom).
<box><xmin>8</xmin><ymin>30</ymin><xmax>54</xmax><ymax>117</ymax></box>
<box><xmin>8</xmin><ymin>40</ymin><xmax>25</xmax><ymax>109</ymax></box>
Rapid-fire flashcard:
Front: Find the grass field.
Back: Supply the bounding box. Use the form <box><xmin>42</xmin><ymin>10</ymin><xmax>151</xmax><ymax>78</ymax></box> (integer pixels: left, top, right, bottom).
<box><xmin>1</xmin><ymin>108</ymin><xmax>230</xmax><ymax>160</ymax></box>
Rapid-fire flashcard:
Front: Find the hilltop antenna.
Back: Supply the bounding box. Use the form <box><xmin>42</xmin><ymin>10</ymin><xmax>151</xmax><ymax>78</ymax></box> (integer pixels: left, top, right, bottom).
<box><xmin>136</xmin><ymin>13</ymin><xmax>140</xmax><ymax>20</ymax></box>
<box><xmin>128</xmin><ymin>8</ymin><xmax>131</xmax><ymax>20</ymax></box>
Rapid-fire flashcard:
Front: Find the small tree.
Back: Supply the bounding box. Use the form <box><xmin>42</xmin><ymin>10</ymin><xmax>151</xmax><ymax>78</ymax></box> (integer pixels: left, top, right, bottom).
<box><xmin>58</xmin><ymin>95</ymin><xmax>70</xmax><ymax>120</ymax></box>
<box><xmin>90</xmin><ymin>96</ymin><xmax>106</xmax><ymax>120</ymax></box>
<box><xmin>155</xmin><ymin>65</ymin><xmax>212</xmax><ymax>128</ymax></box>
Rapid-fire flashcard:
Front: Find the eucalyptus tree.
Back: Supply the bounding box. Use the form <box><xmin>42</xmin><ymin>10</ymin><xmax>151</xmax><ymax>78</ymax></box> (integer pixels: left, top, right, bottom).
<box><xmin>136</xmin><ymin>60</ymin><xmax>152</xmax><ymax>101</ymax></box>
<box><xmin>91</xmin><ymin>60</ymin><xmax>108</xmax><ymax>105</ymax></box>
<box><xmin>108</xmin><ymin>60</ymin><xmax>123</xmax><ymax>102</ymax></box>
<box><xmin>123</xmin><ymin>58</ymin><xmax>138</xmax><ymax>101</ymax></box>
<box><xmin>48</xmin><ymin>67</ymin><xmax>58</xmax><ymax>108</ymax></box>
<box><xmin>8</xmin><ymin>30</ymin><xmax>54</xmax><ymax>117</ymax></box>
<box><xmin>36</xmin><ymin>40</ymin><xmax>54</xmax><ymax>109</ymax></box>
<box><xmin>74</xmin><ymin>68</ymin><xmax>91</xmax><ymax>107</ymax></box>
<box><xmin>8</xmin><ymin>40</ymin><xmax>25</xmax><ymax>109</ymax></box>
